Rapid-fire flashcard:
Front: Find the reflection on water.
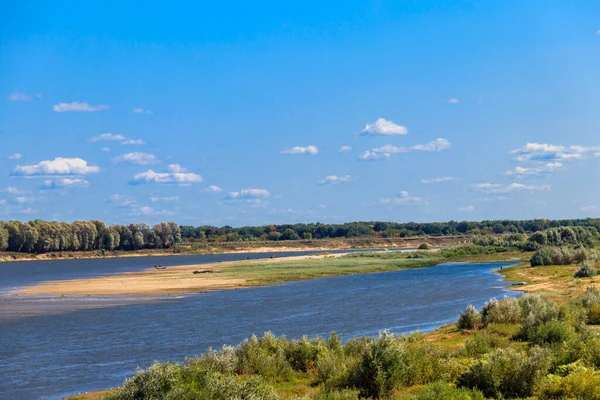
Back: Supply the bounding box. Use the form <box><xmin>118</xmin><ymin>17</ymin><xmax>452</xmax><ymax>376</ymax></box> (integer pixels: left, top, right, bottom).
<box><xmin>0</xmin><ymin>261</ymin><xmax>517</xmax><ymax>400</ymax></box>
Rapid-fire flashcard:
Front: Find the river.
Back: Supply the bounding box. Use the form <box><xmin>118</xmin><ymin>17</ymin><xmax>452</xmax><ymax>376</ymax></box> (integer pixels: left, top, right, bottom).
<box><xmin>0</xmin><ymin>251</ymin><xmax>516</xmax><ymax>399</ymax></box>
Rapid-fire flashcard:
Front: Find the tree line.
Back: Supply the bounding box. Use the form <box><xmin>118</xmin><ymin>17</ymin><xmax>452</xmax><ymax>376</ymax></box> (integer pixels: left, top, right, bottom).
<box><xmin>2</xmin><ymin>218</ymin><xmax>600</xmax><ymax>254</ymax></box>
<box><xmin>180</xmin><ymin>218</ymin><xmax>600</xmax><ymax>243</ymax></box>
<box><xmin>0</xmin><ymin>220</ymin><xmax>181</xmax><ymax>253</ymax></box>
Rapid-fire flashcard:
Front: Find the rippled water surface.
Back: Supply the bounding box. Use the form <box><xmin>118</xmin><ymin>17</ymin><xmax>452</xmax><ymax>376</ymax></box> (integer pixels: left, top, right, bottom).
<box><xmin>0</xmin><ymin>255</ymin><xmax>517</xmax><ymax>400</ymax></box>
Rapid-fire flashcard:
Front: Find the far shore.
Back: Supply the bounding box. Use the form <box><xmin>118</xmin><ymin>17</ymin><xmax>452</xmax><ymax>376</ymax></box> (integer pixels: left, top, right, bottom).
<box><xmin>0</xmin><ymin>236</ymin><xmax>469</xmax><ymax>263</ymax></box>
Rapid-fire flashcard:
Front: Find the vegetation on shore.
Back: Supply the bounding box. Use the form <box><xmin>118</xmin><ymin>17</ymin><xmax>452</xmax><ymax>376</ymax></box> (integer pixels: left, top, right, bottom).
<box><xmin>63</xmin><ymin>226</ymin><xmax>600</xmax><ymax>399</ymax></box>
<box><xmin>3</xmin><ymin>218</ymin><xmax>600</xmax><ymax>256</ymax></box>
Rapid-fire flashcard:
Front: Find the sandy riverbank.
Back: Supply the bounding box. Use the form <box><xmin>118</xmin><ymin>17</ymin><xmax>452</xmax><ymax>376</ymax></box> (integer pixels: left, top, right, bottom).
<box><xmin>16</xmin><ymin>253</ymin><xmax>353</xmax><ymax>297</ymax></box>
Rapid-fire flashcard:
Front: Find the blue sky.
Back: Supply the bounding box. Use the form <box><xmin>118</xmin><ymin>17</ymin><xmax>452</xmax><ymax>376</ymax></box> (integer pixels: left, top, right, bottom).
<box><xmin>2</xmin><ymin>0</ymin><xmax>600</xmax><ymax>226</ymax></box>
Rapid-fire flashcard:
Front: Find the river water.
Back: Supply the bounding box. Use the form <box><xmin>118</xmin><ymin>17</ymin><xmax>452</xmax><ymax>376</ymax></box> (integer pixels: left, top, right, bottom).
<box><xmin>0</xmin><ymin>252</ymin><xmax>517</xmax><ymax>399</ymax></box>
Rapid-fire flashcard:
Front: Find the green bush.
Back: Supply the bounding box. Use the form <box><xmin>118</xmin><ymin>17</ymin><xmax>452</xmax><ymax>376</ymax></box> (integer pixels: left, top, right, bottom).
<box><xmin>461</xmin><ymin>333</ymin><xmax>504</xmax><ymax>357</ymax></box>
<box><xmin>528</xmin><ymin>320</ymin><xmax>573</xmax><ymax>346</ymax></box>
<box><xmin>409</xmin><ymin>381</ymin><xmax>485</xmax><ymax>400</ymax></box>
<box><xmin>350</xmin><ymin>332</ymin><xmax>406</xmax><ymax>399</ymax></box>
<box><xmin>538</xmin><ymin>368</ymin><xmax>600</xmax><ymax>400</ymax></box>
<box><xmin>457</xmin><ymin>347</ymin><xmax>550</xmax><ymax>399</ymax></box>
<box><xmin>313</xmin><ymin>389</ymin><xmax>361</xmax><ymax>400</ymax></box>
<box><xmin>481</xmin><ymin>296</ymin><xmax>522</xmax><ymax>325</ymax></box>
<box><xmin>517</xmin><ymin>295</ymin><xmax>560</xmax><ymax>340</ymax></box>
<box><xmin>457</xmin><ymin>305</ymin><xmax>481</xmax><ymax>330</ymax></box>
<box><xmin>165</xmin><ymin>371</ymin><xmax>278</xmax><ymax>400</ymax></box>
<box><xmin>110</xmin><ymin>361</ymin><xmax>180</xmax><ymax>400</ymax></box>
<box><xmin>418</xmin><ymin>242</ymin><xmax>431</xmax><ymax>250</ymax></box>
<box><xmin>235</xmin><ymin>333</ymin><xmax>293</xmax><ymax>381</ymax></box>
<box><xmin>531</xmin><ymin>246</ymin><xmax>600</xmax><ymax>267</ymax></box>
<box><xmin>285</xmin><ymin>336</ymin><xmax>327</xmax><ymax>372</ymax></box>
<box><xmin>185</xmin><ymin>345</ymin><xmax>237</xmax><ymax>374</ymax></box>
<box><xmin>574</xmin><ymin>261</ymin><xmax>596</xmax><ymax>278</ymax></box>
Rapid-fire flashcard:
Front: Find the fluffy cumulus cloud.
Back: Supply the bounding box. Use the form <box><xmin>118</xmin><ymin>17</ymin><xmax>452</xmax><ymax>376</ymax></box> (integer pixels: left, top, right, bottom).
<box><xmin>504</xmin><ymin>162</ymin><xmax>563</xmax><ymax>178</ymax></box>
<box><xmin>359</xmin><ymin>138</ymin><xmax>451</xmax><ymax>161</ymax></box>
<box><xmin>130</xmin><ymin>205</ymin><xmax>174</xmax><ymax>217</ymax></box>
<box><xmin>338</xmin><ymin>145</ymin><xmax>352</xmax><ymax>153</ymax></box>
<box><xmin>358</xmin><ymin>150</ymin><xmax>391</xmax><ymax>161</ymax></box>
<box><xmin>205</xmin><ymin>185</ymin><xmax>223</xmax><ymax>193</ymax></box>
<box><xmin>53</xmin><ymin>102</ymin><xmax>109</xmax><ymax>112</ymax></box>
<box><xmin>8</xmin><ymin>153</ymin><xmax>22</xmax><ymax>160</ymax></box>
<box><xmin>150</xmin><ymin>196</ymin><xmax>179</xmax><ymax>202</ymax></box>
<box><xmin>131</xmin><ymin>165</ymin><xmax>202</xmax><ymax>185</ymax></box>
<box><xmin>319</xmin><ymin>175</ymin><xmax>351</xmax><ymax>185</ymax></box>
<box><xmin>121</xmin><ymin>139</ymin><xmax>146</xmax><ymax>145</ymax></box>
<box><xmin>361</xmin><ymin>118</ymin><xmax>408</xmax><ymax>136</ymax></box>
<box><xmin>280</xmin><ymin>145</ymin><xmax>318</xmax><ymax>155</ymax></box>
<box><xmin>458</xmin><ymin>205</ymin><xmax>475</xmax><ymax>212</ymax></box>
<box><xmin>227</xmin><ymin>188</ymin><xmax>270</xmax><ymax>199</ymax></box>
<box><xmin>132</xmin><ymin>107</ymin><xmax>153</xmax><ymax>114</ymax></box>
<box><xmin>13</xmin><ymin>157</ymin><xmax>100</xmax><ymax>176</ymax></box>
<box><xmin>471</xmin><ymin>182</ymin><xmax>551</xmax><ymax>194</ymax></box>
<box><xmin>447</xmin><ymin>98</ymin><xmax>460</xmax><ymax>104</ymax></box>
<box><xmin>510</xmin><ymin>143</ymin><xmax>600</xmax><ymax>163</ymax></box>
<box><xmin>412</xmin><ymin>138</ymin><xmax>451</xmax><ymax>152</ymax></box>
<box><xmin>43</xmin><ymin>178</ymin><xmax>90</xmax><ymax>189</ymax></box>
<box><xmin>89</xmin><ymin>133</ymin><xmax>126</xmax><ymax>142</ymax></box>
<box><xmin>421</xmin><ymin>177</ymin><xmax>459</xmax><ymax>184</ymax></box>
<box><xmin>112</xmin><ymin>152</ymin><xmax>159</xmax><ymax>165</ymax></box>
<box><xmin>380</xmin><ymin>190</ymin><xmax>424</xmax><ymax>205</ymax></box>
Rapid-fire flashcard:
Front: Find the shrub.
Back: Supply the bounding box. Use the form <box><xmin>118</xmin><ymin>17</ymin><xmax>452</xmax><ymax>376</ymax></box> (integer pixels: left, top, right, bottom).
<box><xmin>186</xmin><ymin>345</ymin><xmax>237</xmax><ymax>374</ymax></box>
<box><xmin>235</xmin><ymin>333</ymin><xmax>293</xmax><ymax>381</ymax></box>
<box><xmin>409</xmin><ymin>381</ymin><xmax>485</xmax><ymax>400</ymax></box>
<box><xmin>418</xmin><ymin>242</ymin><xmax>431</xmax><ymax>250</ymax></box>
<box><xmin>285</xmin><ymin>336</ymin><xmax>327</xmax><ymax>372</ymax></box>
<box><xmin>481</xmin><ymin>296</ymin><xmax>522</xmax><ymax>325</ymax></box>
<box><xmin>166</xmin><ymin>371</ymin><xmax>279</xmax><ymax>400</ymax></box>
<box><xmin>574</xmin><ymin>261</ymin><xmax>596</xmax><ymax>278</ymax></box>
<box><xmin>457</xmin><ymin>347</ymin><xmax>550</xmax><ymax>399</ymax></box>
<box><xmin>457</xmin><ymin>305</ymin><xmax>481</xmax><ymax>330</ymax></box>
<box><xmin>110</xmin><ymin>361</ymin><xmax>181</xmax><ymax>400</ymax></box>
<box><xmin>313</xmin><ymin>389</ymin><xmax>361</xmax><ymax>400</ymax></box>
<box><xmin>350</xmin><ymin>332</ymin><xmax>406</xmax><ymax>399</ymax></box>
<box><xmin>528</xmin><ymin>320</ymin><xmax>573</xmax><ymax>346</ymax></box>
<box><xmin>517</xmin><ymin>295</ymin><xmax>560</xmax><ymax>340</ymax></box>
<box><xmin>461</xmin><ymin>333</ymin><xmax>504</xmax><ymax>357</ymax></box>
<box><xmin>538</xmin><ymin>369</ymin><xmax>600</xmax><ymax>400</ymax></box>
<box><xmin>583</xmin><ymin>286</ymin><xmax>600</xmax><ymax>308</ymax></box>
<box><xmin>531</xmin><ymin>246</ymin><xmax>600</xmax><ymax>267</ymax></box>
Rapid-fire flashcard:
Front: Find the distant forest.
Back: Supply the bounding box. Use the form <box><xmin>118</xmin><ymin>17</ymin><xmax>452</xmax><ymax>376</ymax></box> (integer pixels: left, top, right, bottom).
<box><xmin>1</xmin><ymin>218</ymin><xmax>600</xmax><ymax>254</ymax></box>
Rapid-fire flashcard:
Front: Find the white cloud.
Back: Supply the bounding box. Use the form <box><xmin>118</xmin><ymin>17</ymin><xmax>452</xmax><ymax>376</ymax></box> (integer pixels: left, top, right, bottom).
<box><xmin>510</xmin><ymin>143</ymin><xmax>600</xmax><ymax>163</ymax></box>
<box><xmin>8</xmin><ymin>153</ymin><xmax>22</xmax><ymax>160</ymax></box>
<box><xmin>101</xmin><ymin>147</ymin><xmax>110</xmax><ymax>152</ymax></box>
<box><xmin>596</xmin><ymin>30</ymin><xmax>600</xmax><ymax>36</ymax></box>
<box><xmin>361</xmin><ymin>118</ymin><xmax>407</xmax><ymax>136</ymax></box>
<box><xmin>227</xmin><ymin>188</ymin><xmax>270</xmax><ymax>199</ymax></box>
<box><xmin>13</xmin><ymin>157</ymin><xmax>100</xmax><ymax>176</ymax></box>
<box><xmin>8</xmin><ymin>92</ymin><xmax>32</xmax><ymax>101</ymax></box>
<box><xmin>504</xmin><ymin>162</ymin><xmax>563</xmax><ymax>177</ymax></box>
<box><xmin>475</xmin><ymin>196</ymin><xmax>507</xmax><ymax>202</ymax></box>
<box><xmin>458</xmin><ymin>205</ymin><xmax>475</xmax><ymax>213</ymax></box>
<box><xmin>43</xmin><ymin>178</ymin><xmax>89</xmax><ymax>189</ymax></box>
<box><xmin>205</xmin><ymin>185</ymin><xmax>223</xmax><ymax>193</ymax></box>
<box><xmin>358</xmin><ymin>150</ymin><xmax>391</xmax><ymax>161</ymax></box>
<box><xmin>15</xmin><ymin>196</ymin><xmax>35</xmax><ymax>204</ymax></box>
<box><xmin>317</xmin><ymin>204</ymin><xmax>327</xmax><ymax>209</ymax></box>
<box><xmin>132</xmin><ymin>107</ymin><xmax>153</xmax><ymax>114</ymax></box>
<box><xmin>0</xmin><ymin>199</ymin><xmax>6</xmax><ymax>206</ymax></box>
<box><xmin>5</xmin><ymin>186</ymin><xmax>25</xmax><ymax>195</ymax></box>
<box><xmin>471</xmin><ymin>182</ymin><xmax>551</xmax><ymax>194</ymax></box>
<box><xmin>338</xmin><ymin>145</ymin><xmax>352</xmax><ymax>153</ymax></box>
<box><xmin>421</xmin><ymin>177</ymin><xmax>459</xmax><ymax>184</ymax></box>
<box><xmin>20</xmin><ymin>207</ymin><xmax>38</xmax><ymax>215</ymax></box>
<box><xmin>150</xmin><ymin>196</ymin><xmax>179</xmax><ymax>202</ymax></box>
<box><xmin>112</xmin><ymin>152</ymin><xmax>159</xmax><ymax>165</ymax></box>
<box><xmin>319</xmin><ymin>175</ymin><xmax>351</xmax><ymax>185</ymax></box>
<box><xmin>89</xmin><ymin>133</ymin><xmax>126</xmax><ymax>142</ymax></box>
<box><xmin>121</xmin><ymin>139</ymin><xmax>146</xmax><ymax>145</ymax></box>
<box><xmin>447</xmin><ymin>98</ymin><xmax>460</xmax><ymax>104</ymax></box>
<box><xmin>412</xmin><ymin>138</ymin><xmax>451</xmax><ymax>152</ymax></box>
<box><xmin>581</xmin><ymin>205</ymin><xmax>600</xmax><ymax>213</ymax></box>
<box><xmin>53</xmin><ymin>102</ymin><xmax>109</xmax><ymax>112</ymax></box>
<box><xmin>131</xmin><ymin>168</ymin><xmax>203</xmax><ymax>185</ymax></box>
<box><xmin>280</xmin><ymin>145</ymin><xmax>319</xmax><ymax>155</ymax></box>
<box><xmin>107</xmin><ymin>193</ymin><xmax>136</xmax><ymax>207</ymax></box>
<box><xmin>372</xmin><ymin>144</ymin><xmax>409</xmax><ymax>154</ymax></box>
<box><xmin>167</xmin><ymin>164</ymin><xmax>186</xmax><ymax>173</ymax></box>
<box><xmin>131</xmin><ymin>205</ymin><xmax>174</xmax><ymax>217</ymax></box>
<box><xmin>380</xmin><ymin>190</ymin><xmax>423</xmax><ymax>205</ymax></box>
